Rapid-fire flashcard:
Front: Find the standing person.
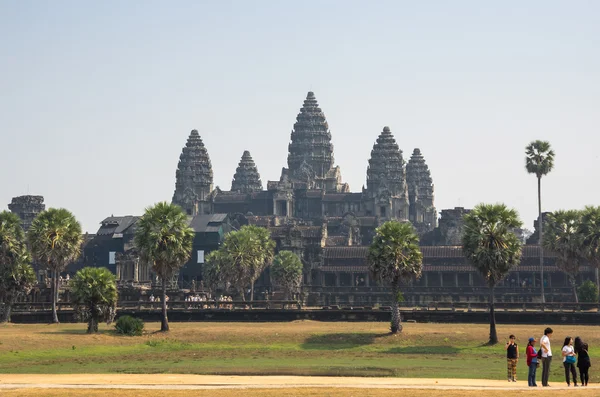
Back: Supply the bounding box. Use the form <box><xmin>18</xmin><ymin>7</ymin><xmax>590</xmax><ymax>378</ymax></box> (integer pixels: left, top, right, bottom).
<box><xmin>562</xmin><ymin>336</ymin><xmax>578</xmax><ymax>387</ymax></box>
<box><xmin>526</xmin><ymin>337</ymin><xmax>539</xmax><ymax>387</ymax></box>
<box><xmin>505</xmin><ymin>334</ymin><xmax>519</xmax><ymax>382</ymax></box>
<box><xmin>575</xmin><ymin>336</ymin><xmax>591</xmax><ymax>387</ymax></box>
<box><xmin>540</xmin><ymin>327</ymin><xmax>553</xmax><ymax>387</ymax></box>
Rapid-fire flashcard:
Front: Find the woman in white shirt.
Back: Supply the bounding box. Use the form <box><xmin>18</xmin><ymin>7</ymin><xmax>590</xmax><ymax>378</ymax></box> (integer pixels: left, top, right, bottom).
<box><xmin>562</xmin><ymin>336</ymin><xmax>578</xmax><ymax>387</ymax></box>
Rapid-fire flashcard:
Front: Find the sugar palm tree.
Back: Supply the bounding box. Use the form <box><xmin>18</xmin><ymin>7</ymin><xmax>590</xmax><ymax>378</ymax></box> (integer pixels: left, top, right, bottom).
<box><xmin>217</xmin><ymin>225</ymin><xmax>275</xmax><ymax>301</ymax></box>
<box><xmin>578</xmin><ymin>206</ymin><xmax>600</xmax><ymax>302</ymax></box>
<box><xmin>462</xmin><ymin>204</ymin><xmax>523</xmax><ymax>345</ymax></box>
<box><xmin>367</xmin><ymin>221</ymin><xmax>422</xmax><ymax>334</ymax></box>
<box><xmin>0</xmin><ymin>211</ymin><xmax>36</xmax><ymax>323</ymax></box>
<box><xmin>70</xmin><ymin>267</ymin><xmax>118</xmax><ymax>333</ymax></box>
<box><xmin>28</xmin><ymin>208</ymin><xmax>83</xmax><ymax>324</ymax></box>
<box><xmin>525</xmin><ymin>140</ymin><xmax>555</xmax><ymax>303</ymax></box>
<box><xmin>134</xmin><ymin>202</ymin><xmax>194</xmax><ymax>332</ymax></box>
<box><xmin>543</xmin><ymin>210</ymin><xmax>582</xmax><ymax>303</ymax></box>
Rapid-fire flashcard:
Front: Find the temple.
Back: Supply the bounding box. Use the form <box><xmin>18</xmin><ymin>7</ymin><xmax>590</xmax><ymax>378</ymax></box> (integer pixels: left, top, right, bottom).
<box><xmin>61</xmin><ymin>91</ymin><xmax>593</xmax><ymax>304</ymax></box>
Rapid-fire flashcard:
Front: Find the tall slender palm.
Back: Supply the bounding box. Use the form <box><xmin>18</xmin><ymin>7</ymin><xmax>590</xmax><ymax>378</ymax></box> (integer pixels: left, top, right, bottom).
<box><xmin>525</xmin><ymin>140</ymin><xmax>555</xmax><ymax>303</ymax></box>
<box><xmin>543</xmin><ymin>210</ymin><xmax>582</xmax><ymax>303</ymax></box>
<box><xmin>28</xmin><ymin>208</ymin><xmax>82</xmax><ymax>324</ymax></box>
<box><xmin>70</xmin><ymin>267</ymin><xmax>118</xmax><ymax>333</ymax></box>
<box><xmin>271</xmin><ymin>251</ymin><xmax>303</xmax><ymax>300</ymax></box>
<box><xmin>134</xmin><ymin>202</ymin><xmax>193</xmax><ymax>332</ymax></box>
<box><xmin>462</xmin><ymin>204</ymin><xmax>523</xmax><ymax>345</ymax></box>
<box><xmin>368</xmin><ymin>221</ymin><xmax>423</xmax><ymax>334</ymax></box>
<box><xmin>578</xmin><ymin>206</ymin><xmax>600</xmax><ymax>302</ymax></box>
<box><xmin>0</xmin><ymin>211</ymin><xmax>36</xmax><ymax>323</ymax></box>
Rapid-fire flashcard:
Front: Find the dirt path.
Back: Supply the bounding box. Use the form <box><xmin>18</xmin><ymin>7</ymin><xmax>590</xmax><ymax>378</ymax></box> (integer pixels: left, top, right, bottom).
<box><xmin>0</xmin><ymin>374</ymin><xmax>598</xmax><ymax>390</ymax></box>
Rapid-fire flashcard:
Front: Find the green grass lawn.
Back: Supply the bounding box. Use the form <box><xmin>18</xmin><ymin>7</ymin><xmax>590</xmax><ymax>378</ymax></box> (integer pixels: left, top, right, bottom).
<box><xmin>1</xmin><ymin>321</ymin><xmax>597</xmax><ymax>383</ymax></box>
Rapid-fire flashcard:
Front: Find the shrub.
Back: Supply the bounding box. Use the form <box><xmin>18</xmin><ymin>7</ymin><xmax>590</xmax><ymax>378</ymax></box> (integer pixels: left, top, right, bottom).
<box><xmin>577</xmin><ymin>280</ymin><xmax>599</xmax><ymax>303</ymax></box>
<box><xmin>115</xmin><ymin>315</ymin><xmax>144</xmax><ymax>336</ymax></box>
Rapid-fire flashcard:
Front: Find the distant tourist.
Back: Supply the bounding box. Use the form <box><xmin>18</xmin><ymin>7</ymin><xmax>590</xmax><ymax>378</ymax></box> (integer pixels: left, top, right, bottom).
<box><xmin>149</xmin><ymin>294</ymin><xmax>155</xmax><ymax>302</ymax></box>
<box><xmin>505</xmin><ymin>334</ymin><xmax>519</xmax><ymax>382</ymax></box>
<box><xmin>526</xmin><ymin>337</ymin><xmax>539</xmax><ymax>387</ymax></box>
<box><xmin>575</xmin><ymin>336</ymin><xmax>591</xmax><ymax>386</ymax></box>
<box><xmin>540</xmin><ymin>327</ymin><xmax>553</xmax><ymax>387</ymax></box>
<box><xmin>562</xmin><ymin>336</ymin><xmax>578</xmax><ymax>386</ymax></box>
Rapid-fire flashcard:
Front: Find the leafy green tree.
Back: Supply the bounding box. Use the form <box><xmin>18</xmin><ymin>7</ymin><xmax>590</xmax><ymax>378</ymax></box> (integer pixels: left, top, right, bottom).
<box><xmin>70</xmin><ymin>267</ymin><xmax>118</xmax><ymax>333</ymax></box>
<box><xmin>134</xmin><ymin>202</ymin><xmax>194</xmax><ymax>332</ymax></box>
<box><xmin>271</xmin><ymin>251</ymin><xmax>303</xmax><ymax>300</ymax></box>
<box><xmin>525</xmin><ymin>140</ymin><xmax>555</xmax><ymax>303</ymax></box>
<box><xmin>217</xmin><ymin>225</ymin><xmax>275</xmax><ymax>301</ymax></box>
<box><xmin>203</xmin><ymin>250</ymin><xmax>225</xmax><ymax>297</ymax></box>
<box><xmin>28</xmin><ymin>208</ymin><xmax>83</xmax><ymax>324</ymax></box>
<box><xmin>367</xmin><ymin>221</ymin><xmax>422</xmax><ymax>334</ymax></box>
<box><xmin>577</xmin><ymin>280</ymin><xmax>599</xmax><ymax>303</ymax></box>
<box><xmin>578</xmin><ymin>206</ymin><xmax>600</xmax><ymax>302</ymax></box>
<box><xmin>543</xmin><ymin>210</ymin><xmax>583</xmax><ymax>303</ymax></box>
<box><xmin>462</xmin><ymin>204</ymin><xmax>523</xmax><ymax>345</ymax></box>
<box><xmin>0</xmin><ymin>211</ymin><xmax>36</xmax><ymax>323</ymax></box>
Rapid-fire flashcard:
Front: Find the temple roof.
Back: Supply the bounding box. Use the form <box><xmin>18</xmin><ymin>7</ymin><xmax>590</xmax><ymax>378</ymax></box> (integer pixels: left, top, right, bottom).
<box><xmin>366</xmin><ymin>126</ymin><xmax>407</xmax><ymax>196</ymax></box>
<box><xmin>173</xmin><ymin>130</ymin><xmax>214</xmax><ymax>199</ymax></box>
<box><xmin>231</xmin><ymin>150</ymin><xmax>263</xmax><ymax>193</ymax></box>
<box><xmin>287</xmin><ymin>91</ymin><xmax>335</xmax><ymax>180</ymax></box>
<box><xmin>406</xmin><ymin>148</ymin><xmax>434</xmax><ymax>199</ymax></box>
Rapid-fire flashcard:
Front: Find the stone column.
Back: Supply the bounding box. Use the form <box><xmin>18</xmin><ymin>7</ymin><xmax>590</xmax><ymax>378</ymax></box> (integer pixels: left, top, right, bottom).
<box><xmin>439</xmin><ymin>272</ymin><xmax>443</xmax><ymax>287</ymax></box>
<box><xmin>365</xmin><ymin>274</ymin><xmax>370</xmax><ymax>287</ymax></box>
<box><xmin>455</xmin><ymin>273</ymin><xmax>459</xmax><ymax>287</ymax></box>
<box><xmin>134</xmin><ymin>259</ymin><xmax>139</xmax><ymax>283</ymax></box>
<box><xmin>468</xmin><ymin>273</ymin><xmax>473</xmax><ymax>286</ymax></box>
<box><xmin>116</xmin><ymin>263</ymin><xmax>121</xmax><ymax>281</ymax></box>
<box><xmin>335</xmin><ymin>272</ymin><xmax>340</xmax><ymax>287</ymax></box>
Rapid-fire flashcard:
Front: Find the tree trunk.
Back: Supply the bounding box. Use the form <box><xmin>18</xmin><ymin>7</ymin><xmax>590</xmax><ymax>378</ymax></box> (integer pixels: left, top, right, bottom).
<box><xmin>596</xmin><ymin>268</ymin><xmax>600</xmax><ymax>305</ymax></box>
<box><xmin>250</xmin><ymin>280</ymin><xmax>254</xmax><ymax>302</ymax></box>
<box><xmin>572</xmin><ymin>276</ymin><xmax>579</xmax><ymax>303</ymax></box>
<box><xmin>160</xmin><ymin>277</ymin><xmax>169</xmax><ymax>332</ymax></box>
<box><xmin>538</xmin><ymin>176</ymin><xmax>545</xmax><ymax>304</ymax></box>
<box><xmin>1</xmin><ymin>297</ymin><xmax>14</xmax><ymax>323</ymax></box>
<box><xmin>51</xmin><ymin>270</ymin><xmax>59</xmax><ymax>324</ymax></box>
<box><xmin>488</xmin><ymin>286</ymin><xmax>498</xmax><ymax>345</ymax></box>
<box><xmin>390</xmin><ymin>283</ymin><xmax>402</xmax><ymax>334</ymax></box>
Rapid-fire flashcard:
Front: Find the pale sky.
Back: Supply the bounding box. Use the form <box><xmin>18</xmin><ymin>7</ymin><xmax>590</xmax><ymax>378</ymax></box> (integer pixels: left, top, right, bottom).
<box><xmin>1</xmin><ymin>1</ymin><xmax>599</xmax><ymax>233</ymax></box>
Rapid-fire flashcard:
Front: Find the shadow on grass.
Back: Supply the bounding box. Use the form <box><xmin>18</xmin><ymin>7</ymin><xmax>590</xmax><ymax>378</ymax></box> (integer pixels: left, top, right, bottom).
<box><xmin>385</xmin><ymin>345</ymin><xmax>463</xmax><ymax>355</ymax></box>
<box><xmin>39</xmin><ymin>328</ymin><xmax>116</xmax><ymax>336</ymax></box>
<box><xmin>301</xmin><ymin>333</ymin><xmax>387</xmax><ymax>350</ymax></box>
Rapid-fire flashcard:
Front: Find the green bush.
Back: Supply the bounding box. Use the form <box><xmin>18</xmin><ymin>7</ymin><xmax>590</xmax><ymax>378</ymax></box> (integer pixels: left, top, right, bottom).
<box><xmin>578</xmin><ymin>280</ymin><xmax>599</xmax><ymax>303</ymax></box>
<box><xmin>114</xmin><ymin>315</ymin><xmax>144</xmax><ymax>336</ymax></box>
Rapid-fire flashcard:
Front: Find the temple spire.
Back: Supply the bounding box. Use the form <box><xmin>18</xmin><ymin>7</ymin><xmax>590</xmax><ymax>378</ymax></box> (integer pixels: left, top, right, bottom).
<box><xmin>231</xmin><ymin>150</ymin><xmax>263</xmax><ymax>193</ymax></box>
<box><xmin>366</xmin><ymin>126</ymin><xmax>407</xmax><ymax>197</ymax></box>
<box><xmin>172</xmin><ymin>130</ymin><xmax>214</xmax><ymax>215</ymax></box>
<box><xmin>406</xmin><ymin>148</ymin><xmax>437</xmax><ymax>229</ymax></box>
<box><xmin>286</xmin><ymin>91</ymin><xmax>335</xmax><ymax>180</ymax></box>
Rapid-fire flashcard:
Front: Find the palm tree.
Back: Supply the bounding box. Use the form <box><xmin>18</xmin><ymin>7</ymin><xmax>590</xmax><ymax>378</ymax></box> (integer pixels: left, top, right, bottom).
<box><xmin>462</xmin><ymin>204</ymin><xmax>523</xmax><ymax>345</ymax></box>
<box><xmin>367</xmin><ymin>221</ymin><xmax>422</xmax><ymax>334</ymax></box>
<box><xmin>70</xmin><ymin>267</ymin><xmax>118</xmax><ymax>333</ymax></box>
<box><xmin>543</xmin><ymin>210</ymin><xmax>582</xmax><ymax>303</ymax></box>
<box><xmin>28</xmin><ymin>208</ymin><xmax>83</xmax><ymax>324</ymax></box>
<box><xmin>0</xmin><ymin>211</ymin><xmax>36</xmax><ymax>323</ymax></box>
<box><xmin>203</xmin><ymin>250</ymin><xmax>225</xmax><ymax>298</ymax></box>
<box><xmin>134</xmin><ymin>202</ymin><xmax>193</xmax><ymax>332</ymax></box>
<box><xmin>217</xmin><ymin>225</ymin><xmax>275</xmax><ymax>301</ymax></box>
<box><xmin>271</xmin><ymin>251</ymin><xmax>303</xmax><ymax>300</ymax></box>
<box><xmin>578</xmin><ymin>206</ymin><xmax>600</xmax><ymax>302</ymax></box>
<box><xmin>525</xmin><ymin>140</ymin><xmax>555</xmax><ymax>303</ymax></box>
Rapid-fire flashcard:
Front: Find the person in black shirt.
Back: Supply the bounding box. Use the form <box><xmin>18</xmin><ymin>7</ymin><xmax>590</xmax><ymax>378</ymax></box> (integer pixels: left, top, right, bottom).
<box><xmin>505</xmin><ymin>334</ymin><xmax>519</xmax><ymax>382</ymax></box>
<box><xmin>575</xmin><ymin>336</ymin><xmax>591</xmax><ymax>386</ymax></box>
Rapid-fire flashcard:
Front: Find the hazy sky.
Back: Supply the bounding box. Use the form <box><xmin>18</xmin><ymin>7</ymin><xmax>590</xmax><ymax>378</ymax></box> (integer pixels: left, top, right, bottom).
<box><xmin>1</xmin><ymin>1</ymin><xmax>599</xmax><ymax>233</ymax></box>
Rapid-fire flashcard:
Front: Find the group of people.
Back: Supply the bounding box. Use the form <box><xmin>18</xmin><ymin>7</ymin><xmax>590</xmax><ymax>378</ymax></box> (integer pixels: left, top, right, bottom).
<box><xmin>506</xmin><ymin>327</ymin><xmax>591</xmax><ymax>387</ymax></box>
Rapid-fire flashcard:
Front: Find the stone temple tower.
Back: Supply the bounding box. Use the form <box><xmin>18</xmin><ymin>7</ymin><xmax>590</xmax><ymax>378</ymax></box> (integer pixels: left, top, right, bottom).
<box><xmin>406</xmin><ymin>148</ymin><xmax>437</xmax><ymax>232</ymax></box>
<box><xmin>231</xmin><ymin>150</ymin><xmax>262</xmax><ymax>193</ymax></box>
<box><xmin>8</xmin><ymin>195</ymin><xmax>45</xmax><ymax>231</ymax></box>
<box><xmin>172</xmin><ymin>130</ymin><xmax>213</xmax><ymax>215</ymax></box>
<box><xmin>284</xmin><ymin>91</ymin><xmax>347</xmax><ymax>192</ymax></box>
<box><xmin>365</xmin><ymin>126</ymin><xmax>409</xmax><ymax>220</ymax></box>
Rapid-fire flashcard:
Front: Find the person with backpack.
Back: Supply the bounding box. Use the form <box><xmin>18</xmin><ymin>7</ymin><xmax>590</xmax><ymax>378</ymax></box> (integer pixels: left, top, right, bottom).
<box><xmin>575</xmin><ymin>336</ymin><xmax>591</xmax><ymax>386</ymax></box>
<box><xmin>526</xmin><ymin>337</ymin><xmax>539</xmax><ymax>387</ymax></box>
<box><xmin>562</xmin><ymin>336</ymin><xmax>578</xmax><ymax>387</ymax></box>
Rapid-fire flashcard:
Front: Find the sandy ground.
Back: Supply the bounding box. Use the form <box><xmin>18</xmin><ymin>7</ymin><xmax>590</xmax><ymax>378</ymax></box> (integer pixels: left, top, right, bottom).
<box><xmin>0</xmin><ymin>374</ymin><xmax>598</xmax><ymax>391</ymax></box>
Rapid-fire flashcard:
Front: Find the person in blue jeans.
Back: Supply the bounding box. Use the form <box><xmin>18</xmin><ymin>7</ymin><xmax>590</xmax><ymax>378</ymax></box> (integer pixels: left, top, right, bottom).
<box><xmin>526</xmin><ymin>337</ymin><xmax>539</xmax><ymax>387</ymax></box>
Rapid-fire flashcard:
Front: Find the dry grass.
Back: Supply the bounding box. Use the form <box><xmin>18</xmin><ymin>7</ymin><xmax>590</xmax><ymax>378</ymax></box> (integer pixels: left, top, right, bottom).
<box><xmin>2</xmin><ymin>388</ymin><xmax>599</xmax><ymax>397</ymax></box>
